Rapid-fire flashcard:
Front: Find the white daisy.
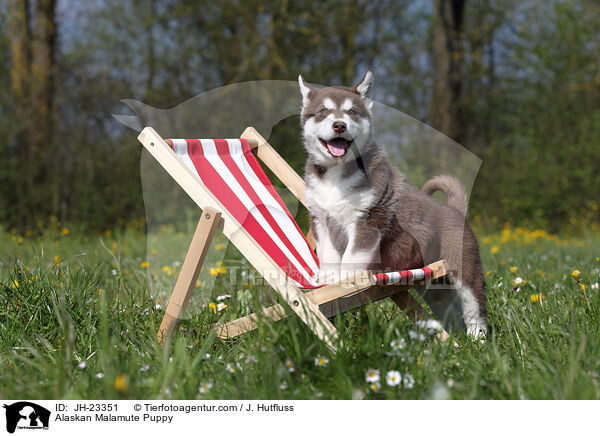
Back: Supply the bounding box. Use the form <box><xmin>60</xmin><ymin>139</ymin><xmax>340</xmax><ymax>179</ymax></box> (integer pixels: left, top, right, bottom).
<box><xmin>425</xmin><ymin>319</ymin><xmax>442</xmax><ymax>335</ymax></box>
<box><xmin>279</xmin><ymin>381</ymin><xmax>288</xmax><ymax>390</ymax></box>
<box><xmin>198</xmin><ymin>382</ymin><xmax>213</xmax><ymax>393</ymax></box>
<box><xmin>386</xmin><ymin>370</ymin><xmax>401</xmax><ymax>387</ymax></box>
<box><xmin>95</xmin><ymin>372</ymin><xmax>104</xmax><ymax>379</ymax></box>
<box><xmin>352</xmin><ymin>389</ymin><xmax>365</xmax><ymax>400</ymax></box>
<box><xmin>365</xmin><ymin>369</ymin><xmax>380</xmax><ymax>383</ymax></box>
<box><xmin>314</xmin><ymin>355</ymin><xmax>329</xmax><ymax>367</ymax></box>
<box><xmin>592</xmin><ymin>282</ymin><xmax>599</xmax><ymax>290</ymax></box>
<box><xmin>245</xmin><ymin>355</ymin><xmax>257</xmax><ymax>364</ymax></box>
<box><xmin>140</xmin><ymin>364</ymin><xmax>150</xmax><ymax>372</ymax></box>
<box><xmin>225</xmin><ymin>363</ymin><xmax>235</xmax><ymax>373</ymax></box>
<box><xmin>77</xmin><ymin>361</ymin><xmax>87</xmax><ymax>370</ymax></box>
<box><xmin>216</xmin><ymin>294</ymin><xmax>232</xmax><ymax>301</ymax></box>
<box><xmin>403</xmin><ymin>372</ymin><xmax>415</xmax><ymax>389</ymax></box>
<box><xmin>216</xmin><ymin>302</ymin><xmax>228</xmax><ymax>312</ymax></box>
<box><xmin>285</xmin><ymin>359</ymin><xmax>295</xmax><ymax>373</ymax></box>
<box><xmin>390</xmin><ymin>338</ymin><xmax>406</xmax><ymax>351</ymax></box>
<box><xmin>513</xmin><ymin>277</ymin><xmax>524</xmax><ymax>285</ymax></box>
<box><xmin>408</xmin><ymin>330</ymin><xmax>426</xmax><ymax>341</ymax></box>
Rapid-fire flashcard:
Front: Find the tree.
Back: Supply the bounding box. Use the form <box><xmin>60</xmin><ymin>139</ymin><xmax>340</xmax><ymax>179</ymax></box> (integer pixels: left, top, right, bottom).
<box><xmin>432</xmin><ymin>0</ymin><xmax>465</xmax><ymax>142</ymax></box>
<box><xmin>7</xmin><ymin>0</ymin><xmax>57</xmax><ymax>228</ymax></box>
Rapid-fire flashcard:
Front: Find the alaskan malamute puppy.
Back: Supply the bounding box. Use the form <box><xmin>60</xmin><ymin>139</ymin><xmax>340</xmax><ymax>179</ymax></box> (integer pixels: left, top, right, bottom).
<box><xmin>299</xmin><ymin>71</ymin><xmax>487</xmax><ymax>337</ymax></box>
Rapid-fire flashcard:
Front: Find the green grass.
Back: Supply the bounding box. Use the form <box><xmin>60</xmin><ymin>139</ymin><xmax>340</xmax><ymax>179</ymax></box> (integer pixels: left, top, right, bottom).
<box><xmin>1</xmin><ymin>222</ymin><xmax>599</xmax><ymax>400</ymax></box>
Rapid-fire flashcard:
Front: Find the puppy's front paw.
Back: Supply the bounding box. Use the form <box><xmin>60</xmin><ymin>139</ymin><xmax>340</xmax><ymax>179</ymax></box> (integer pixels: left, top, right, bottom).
<box><xmin>467</xmin><ymin>321</ymin><xmax>487</xmax><ymax>342</ymax></box>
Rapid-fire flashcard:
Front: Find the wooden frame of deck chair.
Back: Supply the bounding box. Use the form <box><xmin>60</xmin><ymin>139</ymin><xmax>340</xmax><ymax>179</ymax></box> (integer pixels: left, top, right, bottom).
<box><xmin>137</xmin><ymin>126</ymin><xmax>452</xmax><ymax>352</ymax></box>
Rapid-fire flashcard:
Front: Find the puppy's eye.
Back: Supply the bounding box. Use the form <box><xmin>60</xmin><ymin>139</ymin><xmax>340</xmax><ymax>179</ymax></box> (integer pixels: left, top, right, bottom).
<box><xmin>319</xmin><ymin>108</ymin><xmax>328</xmax><ymax>114</ymax></box>
<box><xmin>348</xmin><ymin>108</ymin><xmax>357</xmax><ymax>115</ymax></box>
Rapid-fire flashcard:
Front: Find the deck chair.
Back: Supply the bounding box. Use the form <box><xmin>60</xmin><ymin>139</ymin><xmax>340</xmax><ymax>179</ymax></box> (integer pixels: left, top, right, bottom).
<box><xmin>137</xmin><ymin>126</ymin><xmax>451</xmax><ymax>351</ymax></box>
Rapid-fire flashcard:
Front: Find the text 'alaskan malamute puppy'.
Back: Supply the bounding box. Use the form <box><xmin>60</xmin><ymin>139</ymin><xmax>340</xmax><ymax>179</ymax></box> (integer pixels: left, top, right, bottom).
<box><xmin>299</xmin><ymin>71</ymin><xmax>487</xmax><ymax>337</ymax></box>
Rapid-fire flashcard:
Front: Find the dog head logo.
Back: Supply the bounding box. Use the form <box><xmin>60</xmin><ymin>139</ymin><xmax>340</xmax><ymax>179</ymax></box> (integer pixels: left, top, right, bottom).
<box><xmin>299</xmin><ymin>71</ymin><xmax>374</xmax><ymax>165</ymax></box>
<box><xmin>3</xmin><ymin>402</ymin><xmax>50</xmax><ymax>434</ymax></box>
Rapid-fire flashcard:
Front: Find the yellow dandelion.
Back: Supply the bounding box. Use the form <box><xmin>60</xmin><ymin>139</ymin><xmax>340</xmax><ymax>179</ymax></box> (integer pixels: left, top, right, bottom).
<box><xmin>530</xmin><ymin>293</ymin><xmax>545</xmax><ymax>302</ymax></box>
<box><xmin>61</xmin><ymin>227</ymin><xmax>70</xmax><ymax>236</ymax></box>
<box><xmin>12</xmin><ymin>280</ymin><xmax>19</xmax><ymax>288</ymax></box>
<box><xmin>510</xmin><ymin>266</ymin><xmax>518</xmax><ymax>274</ymax></box>
<box><xmin>215</xmin><ymin>243</ymin><xmax>226</xmax><ymax>250</ymax></box>
<box><xmin>571</xmin><ymin>269</ymin><xmax>581</xmax><ymax>280</ymax></box>
<box><xmin>113</xmin><ymin>374</ymin><xmax>129</xmax><ymax>393</ymax></box>
<box><xmin>104</xmin><ymin>229</ymin><xmax>112</xmax><ymax>237</ymax></box>
<box><xmin>596</xmin><ymin>257</ymin><xmax>599</xmax><ymax>262</ymax></box>
<box><xmin>208</xmin><ymin>302</ymin><xmax>217</xmax><ymax>313</ymax></box>
<box><xmin>161</xmin><ymin>265</ymin><xmax>172</xmax><ymax>275</ymax></box>
<box><xmin>17</xmin><ymin>236</ymin><xmax>23</xmax><ymax>243</ymax></box>
<box><xmin>151</xmin><ymin>249</ymin><xmax>158</xmax><ymax>255</ymax></box>
<box><xmin>579</xmin><ymin>283</ymin><xmax>587</xmax><ymax>292</ymax></box>
<box><xmin>140</xmin><ymin>261</ymin><xmax>150</xmax><ymax>268</ymax></box>
<box><xmin>210</xmin><ymin>265</ymin><xmax>228</xmax><ymax>276</ymax></box>
<box><xmin>54</xmin><ymin>255</ymin><xmax>60</xmax><ymax>266</ymax></box>
<box><xmin>490</xmin><ymin>246</ymin><xmax>499</xmax><ymax>254</ymax></box>
<box><xmin>485</xmin><ymin>271</ymin><xmax>492</xmax><ymax>278</ymax></box>
<box><xmin>195</xmin><ymin>280</ymin><xmax>201</xmax><ymax>287</ymax></box>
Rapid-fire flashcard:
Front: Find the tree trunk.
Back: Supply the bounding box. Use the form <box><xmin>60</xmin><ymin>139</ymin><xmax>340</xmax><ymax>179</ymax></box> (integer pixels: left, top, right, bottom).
<box><xmin>32</xmin><ymin>0</ymin><xmax>58</xmax><ymax>217</ymax></box>
<box><xmin>8</xmin><ymin>0</ymin><xmax>32</xmax><ymax>228</ymax></box>
<box><xmin>31</xmin><ymin>0</ymin><xmax>57</xmax><ymax>153</ymax></box>
<box><xmin>432</xmin><ymin>0</ymin><xmax>465</xmax><ymax>143</ymax></box>
<box><xmin>7</xmin><ymin>0</ymin><xmax>58</xmax><ymax>228</ymax></box>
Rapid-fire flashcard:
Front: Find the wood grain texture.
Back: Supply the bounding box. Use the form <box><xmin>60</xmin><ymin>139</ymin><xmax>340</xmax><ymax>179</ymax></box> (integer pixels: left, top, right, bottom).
<box><xmin>157</xmin><ymin>208</ymin><xmax>221</xmax><ymax>344</ymax></box>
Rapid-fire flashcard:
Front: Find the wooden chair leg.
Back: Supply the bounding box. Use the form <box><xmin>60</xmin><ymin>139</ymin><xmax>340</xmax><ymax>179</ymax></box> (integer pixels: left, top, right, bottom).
<box><xmin>390</xmin><ymin>291</ymin><xmax>429</xmax><ymax>320</ymax></box>
<box><xmin>157</xmin><ymin>207</ymin><xmax>221</xmax><ymax>344</ymax></box>
<box><xmin>218</xmin><ymin>272</ymin><xmax>374</xmax><ymax>340</ymax></box>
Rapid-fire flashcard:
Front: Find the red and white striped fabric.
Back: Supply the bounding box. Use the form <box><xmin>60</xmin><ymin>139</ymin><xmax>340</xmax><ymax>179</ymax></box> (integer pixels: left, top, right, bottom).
<box><xmin>169</xmin><ymin>138</ymin><xmax>321</xmax><ymax>288</ymax></box>
<box><xmin>372</xmin><ymin>267</ymin><xmax>433</xmax><ymax>286</ymax></box>
<box><xmin>168</xmin><ymin>138</ymin><xmax>435</xmax><ymax>290</ymax></box>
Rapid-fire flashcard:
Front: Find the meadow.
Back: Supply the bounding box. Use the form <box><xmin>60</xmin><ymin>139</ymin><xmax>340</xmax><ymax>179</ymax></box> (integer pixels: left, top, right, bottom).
<box><xmin>1</xmin><ymin>218</ymin><xmax>599</xmax><ymax>400</ymax></box>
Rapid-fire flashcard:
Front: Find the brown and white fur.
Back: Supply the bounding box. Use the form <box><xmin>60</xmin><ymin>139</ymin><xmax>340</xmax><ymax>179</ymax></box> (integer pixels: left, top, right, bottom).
<box><xmin>299</xmin><ymin>71</ymin><xmax>487</xmax><ymax>337</ymax></box>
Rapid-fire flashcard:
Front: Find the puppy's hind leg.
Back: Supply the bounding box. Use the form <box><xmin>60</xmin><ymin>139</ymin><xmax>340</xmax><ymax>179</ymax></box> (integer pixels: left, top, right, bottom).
<box><xmin>455</xmin><ymin>280</ymin><xmax>487</xmax><ymax>338</ymax></box>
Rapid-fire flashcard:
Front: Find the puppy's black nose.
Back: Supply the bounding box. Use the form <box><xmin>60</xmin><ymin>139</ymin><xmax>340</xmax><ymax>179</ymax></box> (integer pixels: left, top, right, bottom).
<box><xmin>332</xmin><ymin>121</ymin><xmax>346</xmax><ymax>134</ymax></box>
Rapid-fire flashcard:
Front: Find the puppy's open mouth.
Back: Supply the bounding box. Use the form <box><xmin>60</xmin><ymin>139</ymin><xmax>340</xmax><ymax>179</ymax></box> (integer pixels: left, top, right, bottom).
<box><xmin>318</xmin><ymin>137</ymin><xmax>353</xmax><ymax>157</ymax></box>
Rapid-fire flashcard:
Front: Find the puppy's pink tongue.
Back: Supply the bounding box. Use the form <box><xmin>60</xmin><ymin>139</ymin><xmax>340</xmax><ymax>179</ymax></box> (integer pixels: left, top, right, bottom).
<box><xmin>326</xmin><ymin>138</ymin><xmax>348</xmax><ymax>157</ymax></box>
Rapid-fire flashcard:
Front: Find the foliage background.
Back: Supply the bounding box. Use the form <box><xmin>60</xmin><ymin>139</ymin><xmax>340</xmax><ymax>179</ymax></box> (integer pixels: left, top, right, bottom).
<box><xmin>0</xmin><ymin>0</ymin><xmax>599</xmax><ymax>234</ymax></box>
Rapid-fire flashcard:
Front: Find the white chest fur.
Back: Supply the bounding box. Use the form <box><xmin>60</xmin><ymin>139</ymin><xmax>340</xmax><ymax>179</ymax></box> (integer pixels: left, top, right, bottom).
<box><xmin>305</xmin><ymin>166</ymin><xmax>373</xmax><ymax>228</ymax></box>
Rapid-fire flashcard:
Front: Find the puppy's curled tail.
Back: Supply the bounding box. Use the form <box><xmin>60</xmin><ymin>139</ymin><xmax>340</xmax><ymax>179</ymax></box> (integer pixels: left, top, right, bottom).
<box><xmin>422</xmin><ymin>175</ymin><xmax>467</xmax><ymax>216</ymax></box>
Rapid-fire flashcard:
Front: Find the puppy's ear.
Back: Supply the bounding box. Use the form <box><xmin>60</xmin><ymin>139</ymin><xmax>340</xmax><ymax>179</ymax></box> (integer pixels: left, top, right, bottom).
<box><xmin>354</xmin><ymin>70</ymin><xmax>373</xmax><ymax>98</ymax></box>
<box><xmin>298</xmin><ymin>74</ymin><xmax>314</xmax><ymax>107</ymax></box>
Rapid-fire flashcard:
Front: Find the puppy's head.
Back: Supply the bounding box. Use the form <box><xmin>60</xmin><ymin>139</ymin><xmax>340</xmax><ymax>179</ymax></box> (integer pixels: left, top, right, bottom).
<box><xmin>299</xmin><ymin>71</ymin><xmax>373</xmax><ymax>165</ymax></box>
